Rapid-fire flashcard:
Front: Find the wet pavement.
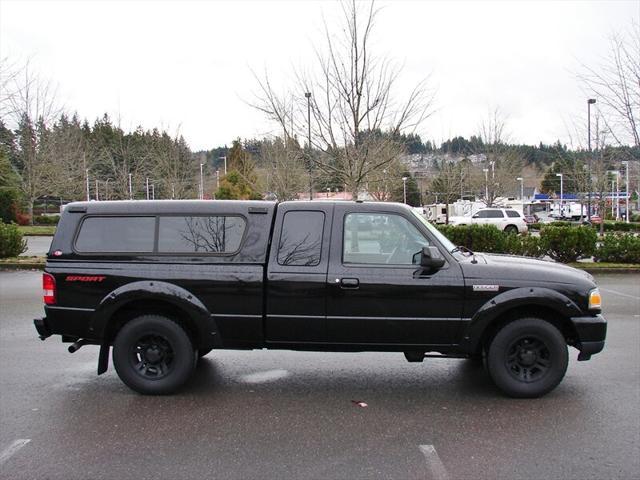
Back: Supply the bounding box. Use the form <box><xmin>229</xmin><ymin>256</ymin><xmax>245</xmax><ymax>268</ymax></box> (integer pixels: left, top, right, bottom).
<box><xmin>20</xmin><ymin>237</ymin><xmax>53</xmax><ymax>257</ymax></box>
<box><xmin>0</xmin><ymin>271</ymin><xmax>638</xmax><ymax>479</ymax></box>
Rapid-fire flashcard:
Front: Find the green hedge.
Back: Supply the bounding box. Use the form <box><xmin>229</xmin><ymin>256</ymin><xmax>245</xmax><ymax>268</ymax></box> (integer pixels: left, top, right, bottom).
<box><xmin>33</xmin><ymin>215</ymin><xmax>60</xmax><ymax>225</ymax></box>
<box><xmin>595</xmin><ymin>234</ymin><xmax>640</xmax><ymax>264</ymax></box>
<box><xmin>528</xmin><ymin>220</ymin><xmax>640</xmax><ymax>232</ymax></box>
<box><xmin>0</xmin><ymin>222</ymin><xmax>27</xmax><ymax>258</ymax></box>
<box><xmin>539</xmin><ymin>226</ymin><xmax>597</xmax><ymax>263</ymax></box>
<box><xmin>0</xmin><ymin>188</ymin><xmax>20</xmax><ymax>223</ymax></box>
<box><xmin>437</xmin><ymin>224</ymin><xmax>507</xmax><ymax>253</ymax></box>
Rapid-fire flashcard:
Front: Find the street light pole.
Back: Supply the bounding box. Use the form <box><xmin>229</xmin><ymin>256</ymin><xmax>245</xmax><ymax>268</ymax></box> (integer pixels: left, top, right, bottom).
<box><xmin>146</xmin><ymin>177</ymin><xmax>150</xmax><ymax>200</ymax></box>
<box><xmin>128</xmin><ymin>173</ymin><xmax>133</xmax><ymax>200</ymax></box>
<box><xmin>218</xmin><ymin>157</ymin><xmax>227</xmax><ymax>176</ymax></box>
<box><xmin>622</xmin><ymin>161</ymin><xmax>630</xmax><ymax>223</ymax></box>
<box><xmin>483</xmin><ymin>168</ymin><xmax>489</xmax><ymax>204</ymax></box>
<box><xmin>402</xmin><ymin>176</ymin><xmax>409</xmax><ymax>204</ymax></box>
<box><xmin>587</xmin><ymin>98</ymin><xmax>596</xmax><ymax>221</ymax></box>
<box><xmin>85</xmin><ymin>169</ymin><xmax>90</xmax><ymax>201</ymax></box>
<box><xmin>517</xmin><ymin>176</ymin><xmax>524</xmax><ymax>214</ymax></box>
<box><xmin>305</xmin><ymin>92</ymin><xmax>312</xmax><ymax>200</ymax></box>
<box><xmin>199</xmin><ymin>163</ymin><xmax>204</xmax><ymax>200</ymax></box>
<box><xmin>95</xmin><ymin>179</ymin><xmax>99</xmax><ymax>201</ymax></box>
<box><xmin>556</xmin><ymin>173</ymin><xmax>563</xmax><ymax>218</ymax></box>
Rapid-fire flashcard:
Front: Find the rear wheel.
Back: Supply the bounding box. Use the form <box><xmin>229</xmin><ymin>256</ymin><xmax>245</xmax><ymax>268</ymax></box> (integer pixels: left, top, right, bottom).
<box><xmin>504</xmin><ymin>225</ymin><xmax>518</xmax><ymax>234</ymax></box>
<box><xmin>113</xmin><ymin>314</ymin><xmax>195</xmax><ymax>395</ymax></box>
<box><xmin>487</xmin><ymin>318</ymin><xmax>568</xmax><ymax>398</ymax></box>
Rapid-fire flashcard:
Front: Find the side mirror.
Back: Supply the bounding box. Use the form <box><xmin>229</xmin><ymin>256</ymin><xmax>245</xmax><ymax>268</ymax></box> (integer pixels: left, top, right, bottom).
<box><xmin>420</xmin><ymin>246</ymin><xmax>445</xmax><ymax>269</ymax></box>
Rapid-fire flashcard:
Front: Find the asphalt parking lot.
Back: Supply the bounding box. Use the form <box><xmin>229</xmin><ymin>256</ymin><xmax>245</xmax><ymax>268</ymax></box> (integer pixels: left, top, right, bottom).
<box><xmin>0</xmin><ymin>270</ymin><xmax>638</xmax><ymax>480</ymax></box>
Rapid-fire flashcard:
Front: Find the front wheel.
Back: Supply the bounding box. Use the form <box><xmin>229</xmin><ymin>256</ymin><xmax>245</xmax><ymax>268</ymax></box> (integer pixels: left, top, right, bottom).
<box><xmin>487</xmin><ymin>318</ymin><xmax>568</xmax><ymax>398</ymax></box>
<box><xmin>113</xmin><ymin>315</ymin><xmax>195</xmax><ymax>395</ymax></box>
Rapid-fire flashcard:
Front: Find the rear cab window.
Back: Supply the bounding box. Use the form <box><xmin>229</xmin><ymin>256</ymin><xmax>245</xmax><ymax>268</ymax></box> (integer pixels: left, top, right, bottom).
<box><xmin>75</xmin><ymin>216</ymin><xmax>155</xmax><ymax>253</ymax></box>
<box><xmin>277</xmin><ymin>211</ymin><xmax>324</xmax><ymax>266</ymax></box>
<box><xmin>74</xmin><ymin>215</ymin><xmax>247</xmax><ymax>255</ymax></box>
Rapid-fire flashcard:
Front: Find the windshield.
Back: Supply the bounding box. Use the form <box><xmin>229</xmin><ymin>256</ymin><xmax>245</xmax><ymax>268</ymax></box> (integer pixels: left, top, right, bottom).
<box><xmin>410</xmin><ymin>209</ymin><xmax>457</xmax><ymax>254</ymax></box>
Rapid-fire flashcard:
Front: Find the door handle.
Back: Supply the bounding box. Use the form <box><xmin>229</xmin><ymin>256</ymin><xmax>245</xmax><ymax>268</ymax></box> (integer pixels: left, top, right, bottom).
<box><xmin>339</xmin><ymin>278</ymin><xmax>360</xmax><ymax>289</ymax></box>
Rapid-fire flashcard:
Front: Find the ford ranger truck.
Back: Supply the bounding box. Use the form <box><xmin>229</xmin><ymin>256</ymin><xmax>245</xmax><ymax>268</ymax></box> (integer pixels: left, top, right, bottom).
<box><xmin>34</xmin><ymin>200</ymin><xmax>606</xmax><ymax>397</ymax></box>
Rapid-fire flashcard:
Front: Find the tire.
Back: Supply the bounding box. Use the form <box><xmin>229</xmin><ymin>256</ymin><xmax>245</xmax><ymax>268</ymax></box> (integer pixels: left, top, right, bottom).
<box><xmin>504</xmin><ymin>225</ymin><xmax>518</xmax><ymax>234</ymax></box>
<box><xmin>198</xmin><ymin>348</ymin><xmax>212</xmax><ymax>358</ymax></box>
<box><xmin>487</xmin><ymin>318</ymin><xmax>568</xmax><ymax>398</ymax></box>
<box><xmin>113</xmin><ymin>314</ymin><xmax>195</xmax><ymax>395</ymax></box>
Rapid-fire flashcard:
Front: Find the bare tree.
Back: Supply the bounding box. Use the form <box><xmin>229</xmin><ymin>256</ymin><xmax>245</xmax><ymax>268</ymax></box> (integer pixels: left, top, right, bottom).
<box><xmin>252</xmin><ymin>0</ymin><xmax>435</xmax><ymax>199</ymax></box>
<box><xmin>260</xmin><ymin>137</ymin><xmax>307</xmax><ymax>201</ymax></box>
<box><xmin>578</xmin><ymin>22</ymin><xmax>640</xmax><ymax>147</ymax></box>
<box><xmin>476</xmin><ymin>108</ymin><xmax>523</xmax><ymax>206</ymax></box>
<box><xmin>430</xmin><ymin>159</ymin><xmax>463</xmax><ymax>224</ymax></box>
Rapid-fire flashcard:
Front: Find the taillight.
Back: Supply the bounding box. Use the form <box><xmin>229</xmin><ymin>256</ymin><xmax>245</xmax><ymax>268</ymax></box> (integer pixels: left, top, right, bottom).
<box><xmin>43</xmin><ymin>273</ymin><xmax>56</xmax><ymax>305</ymax></box>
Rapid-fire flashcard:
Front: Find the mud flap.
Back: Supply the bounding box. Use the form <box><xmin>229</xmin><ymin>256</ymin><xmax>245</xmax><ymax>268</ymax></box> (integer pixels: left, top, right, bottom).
<box><xmin>97</xmin><ymin>342</ymin><xmax>110</xmax><ymax>375</ymax></box>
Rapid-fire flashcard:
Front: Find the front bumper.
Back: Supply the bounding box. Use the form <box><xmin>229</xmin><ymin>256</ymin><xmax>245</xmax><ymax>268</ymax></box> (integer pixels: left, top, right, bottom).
<box><xmin>570</xmin><ymin>314</ymin><xmax>607</xmax><ymax>360</ymax></box>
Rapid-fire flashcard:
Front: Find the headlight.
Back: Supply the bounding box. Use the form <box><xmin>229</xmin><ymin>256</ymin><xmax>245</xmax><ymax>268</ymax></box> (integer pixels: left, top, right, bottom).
<box><xmin>588</xmin><ymin>288</ymin><xmax>602</xmax><ymax>310</ymax></box>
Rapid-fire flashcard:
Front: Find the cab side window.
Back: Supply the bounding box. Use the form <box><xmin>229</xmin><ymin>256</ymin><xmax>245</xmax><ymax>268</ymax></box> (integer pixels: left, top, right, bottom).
<box><xmin>506</xmin><ymin>210</ymin><xmax>521</xmax><ymax>218</ymax></box>
<box><xmin>343</xmin><ymin>213</ymin><xmax>428</xmax><ymax>265</ymax></box>
<box><xmin>277</xmin><ymin>211</ymin><xmax>324</xmax><ymax>266</ymax></box>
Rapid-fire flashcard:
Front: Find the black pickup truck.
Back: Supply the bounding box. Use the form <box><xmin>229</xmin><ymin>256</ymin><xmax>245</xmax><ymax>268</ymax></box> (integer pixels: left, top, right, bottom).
<box><xmin>34</xmin><ymin>200</ymin><xmax>606</xmax><ymax>397</ymax></box>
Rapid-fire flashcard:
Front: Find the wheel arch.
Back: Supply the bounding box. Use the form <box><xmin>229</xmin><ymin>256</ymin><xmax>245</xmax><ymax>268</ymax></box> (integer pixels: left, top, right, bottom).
<box><xmin>90</xmin><ymin>281</ymin><xmax>221</xmax><ymax>351</ymax></box>
<box><xmin>459</xmin><ymin>287</ymin><xmax>582</xmax><ymax>355</ymax></box>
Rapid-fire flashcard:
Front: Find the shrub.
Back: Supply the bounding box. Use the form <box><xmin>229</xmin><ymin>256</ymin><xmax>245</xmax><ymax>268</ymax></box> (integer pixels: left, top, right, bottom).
<box><xmin>595</xmin><ymin>234</ymin><xmax>640</xmax><ymax>264</ymax></box>
<box><xmin>539</xmin><ymin>226</ymin><xmax>597</xmax><ymax>263</ymax></box>
<box><xmin>600</xmin><ymin>221</ymin><xmax>640</xmax><ymax>233</ymax></box>
<box><xmin>0</xmin><ymin>222</ymin><xmax>28</xmax><ymax>258</ymax></box>
<box><xmin>0</xmin><ymin>188</ymin><xmax>20</xmax><ymax>223</ymax></box>
<box><xmin>34</xmin><ymin>215</ymin><xmax>60</xmax><ymax>225</ymax></box>
<box><xmin>504</xmin><ymin>234</ymin><xmax>543</xmax><ymax>258</ymax></box>
<box><xmin>438</xmin><ymin>224</ymin><xmax>506</xmax><ymax>253</ymax></box>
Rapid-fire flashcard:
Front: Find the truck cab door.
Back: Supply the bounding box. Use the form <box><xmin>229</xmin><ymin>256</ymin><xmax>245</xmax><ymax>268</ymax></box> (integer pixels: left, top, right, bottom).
<box><xmin>326</xmin><ymin>205</ymin><xmax>464</xmax><ymax>346</ymax></box>
<box><xmin>265</xmin><ymin>203</ymin><xmax>333</xmax><ymax>344</ymax></box>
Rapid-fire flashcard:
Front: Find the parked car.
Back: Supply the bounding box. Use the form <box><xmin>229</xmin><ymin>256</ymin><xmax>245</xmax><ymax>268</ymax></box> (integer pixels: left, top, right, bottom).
<box><xmin>34</xmin><ymin>200</ymin><xmax>606</xmax><ymax>398</ymax></box>
<box><xmin>448</xmin><ymin>208</ymin><xmax>528</xmax><ymax>234</ymax></box>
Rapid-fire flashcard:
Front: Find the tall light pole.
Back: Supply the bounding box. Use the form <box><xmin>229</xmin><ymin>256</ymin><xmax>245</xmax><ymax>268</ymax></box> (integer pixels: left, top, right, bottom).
<box><xmin>587</xmin><ymin>98</ymin><xmax>596</xmax><ymax>221</ymax></box>
<box><xmin>305</xmin><ymin>91</ymin><xmax>313</xmax><ymax>200</ymax></box>
<box><xmin>199</xmin><ymin>163</ymin><xmax>204</xmax><ymax>200</ymax></box>
<box><xmin>483</xmin><ymin>168</ymin><xmax>489</xmax><ymax>204</ymax></box>
<box><xmin>85</xmin><ymin>169</ymin><xmax>90</xmax><ymax>201</ymax></box>
<box><xmin>622</xmin><ymin>161</ymin><xmax>630</xmax><ymax>223</ymax></box>
<box><xmin>128</xmin><ymin>173</ymin><xmax>133</xmax><ymax>200</ymax></box>
<box><xmin>95</xmin><ymin>179</ymin><xmax>99</xmax><ymax>201</ymax></box>
<box><xmin>146</xmin><ymin>177</ymin><xmax>150</xmax><ymax>200</ymax></box>
<box><xmin>517</xmin><ymin>176</ymin><xmax>524</xmax><ymax>214</ymax></box>
<box><xmin>556</xmin><ymin>173</ymin><xmax>564</xmax><ymax>218</ymax></box>
<box><xmin>402</xmin><ymin>176</ymin><xmax>409</xmax><ymax>204</ymax></box>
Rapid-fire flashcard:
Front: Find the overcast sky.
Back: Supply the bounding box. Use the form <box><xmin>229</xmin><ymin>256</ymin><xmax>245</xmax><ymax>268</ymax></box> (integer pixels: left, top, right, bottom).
<box><xmin>1</xmin><ymin>0</ymin><xmax>637</xmax><ymax>150</ymax></box>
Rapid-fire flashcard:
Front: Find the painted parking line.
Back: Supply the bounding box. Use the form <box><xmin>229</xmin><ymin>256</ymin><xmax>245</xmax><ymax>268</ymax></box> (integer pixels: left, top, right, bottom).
<box><xmin>600</xmin><ymin>288</ymin><xmax>640</xmax><ymax>300</ymax></box>
<box><xmin>419</xmin><ymin>445</ymin><xmax>449</xmax><ymax>480</ymax></box>
<box><xmin>0</xmin><ymin>439</ymin><xmax>31</xmax><ymax>466</ymax></box>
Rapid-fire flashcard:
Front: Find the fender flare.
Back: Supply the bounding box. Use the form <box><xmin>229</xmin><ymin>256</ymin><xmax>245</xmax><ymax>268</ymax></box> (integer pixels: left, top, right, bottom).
<box><xmin>89</xmin><ymin>280</ymin><xmax>222</xmax><ymax>349</ymax></box>
<box><xmin>458</xmin><ymin>287</ymin><xmax>582</xmax><ymax>354</ymax></box>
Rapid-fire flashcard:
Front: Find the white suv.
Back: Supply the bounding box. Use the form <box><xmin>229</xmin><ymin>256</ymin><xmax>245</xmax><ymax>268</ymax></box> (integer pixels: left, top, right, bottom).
<box><xmin>448</xmin><ymin>208</ymin><xmax>528</xmax><ymax>234</ymax></box>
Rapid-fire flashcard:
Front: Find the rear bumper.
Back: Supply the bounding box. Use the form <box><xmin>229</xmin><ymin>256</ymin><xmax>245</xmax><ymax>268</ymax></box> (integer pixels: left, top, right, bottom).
<box><xmin>34</xmin><ymin>318</ymin><xmax>51</xmax><ymax>340</ymax></box>
<box><xmin>570</xmin><ymin>314</ymin><xmax>607</xmax><ymax>360</ymax></box>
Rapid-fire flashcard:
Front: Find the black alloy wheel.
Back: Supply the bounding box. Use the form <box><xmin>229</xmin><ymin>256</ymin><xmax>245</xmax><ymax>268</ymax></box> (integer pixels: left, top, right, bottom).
<box><xmin>113</xmin><ymin>315</ymin><xmax>195</xmax><ymax>395</ymax></box>
<box><xmin>487</xmin><ymin>317</ymin><xmax>568</xmax><ymax>398</ymax></box>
